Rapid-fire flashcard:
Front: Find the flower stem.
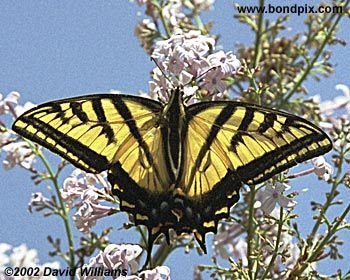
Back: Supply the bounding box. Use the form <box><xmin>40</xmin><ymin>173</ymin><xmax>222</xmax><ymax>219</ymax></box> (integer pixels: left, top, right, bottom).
<box><xmin>155</xmin><ymin>0</ymin><xmax>171</xmax><ymax>38</ymax></box>
<box><xmin>193</xmin><ymin>12</ymin><xmax>206</xmax><ymax>34</ymax></box>
<box><xmin>247</xmin><ymin>185</ymin><xmax>256</xmax><ymax>280</ymax></box>
<box><xmin>253</xmin><ymin>0</ymin><xmax>264</xmax><ymax>68</ymax></box>
<box><xmin>36</xmin><ymin>148</ymin><xmax>75</xmax><ymax>279</ymax></box>
<box><xmin>287</xmin><ymin>167</ymin><xmax>315</xmax><ymax>179</ymax></box>
<box><xmin>260</xmin><ymin>207</ymin><xmax>284</xmax><ymax>280</ymax></box>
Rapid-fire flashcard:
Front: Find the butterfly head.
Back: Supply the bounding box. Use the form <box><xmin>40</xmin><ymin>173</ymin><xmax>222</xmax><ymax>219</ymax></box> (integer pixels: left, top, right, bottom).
<box><xmin>165</xmin><ymin>86</ymin><xmax>184</xmax><ymax>106</ymax></box>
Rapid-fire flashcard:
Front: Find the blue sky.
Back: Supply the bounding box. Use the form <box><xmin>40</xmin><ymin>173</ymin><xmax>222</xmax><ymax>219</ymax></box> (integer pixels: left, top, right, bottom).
<box><xmin>0</xmin><ymin>1</ymin><xmax>349</xmax><ymax>279</ymax></box>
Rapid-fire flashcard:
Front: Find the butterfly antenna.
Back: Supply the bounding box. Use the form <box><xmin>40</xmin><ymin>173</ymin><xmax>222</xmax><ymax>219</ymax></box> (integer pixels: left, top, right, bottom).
<box><xmin>151</xmin><ymin>57</ymin><xmax>176</xmax><ymax>87</ymax></box>
<box><xmin>197</xmin><ymin>66</ymin><xmax>219</xmax><ymax>84</ymax></box>
<box><xmin>181</xmin><ymin>66</ymin><xmax>219</xmax><ymax>103</ymax></box>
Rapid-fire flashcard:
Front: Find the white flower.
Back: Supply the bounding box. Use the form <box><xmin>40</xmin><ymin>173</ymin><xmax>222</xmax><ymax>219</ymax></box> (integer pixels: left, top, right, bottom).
<box><xmin>78</xmin><ymin>244</ymin><xmax>143</xmax><ymax>280</ymax></box>
<box><xmin>319</xmin><ymin>84</ymin><xmax>350</xmax><ymax>116</ymax></box>
<box><xmin>183</xmin><ymin>85</ymin><xmax>200</xmax><ymax>105</ymax></box>
<box><xmin>201</xmin><ymin>51</ymin><xmax>240</xmax><ymax>95</ymax></box>
<box><xmin>0</xmin><ymin>92</ymin><xmax>20</xmax><ymax>115</ymax></box>
<box><xmin>0</xmin><ymin>243</ymin><xmax>12</xmax><ymax>266</ymax></box>
<box><xmin>72</xmin><ymin>180</ymin><xmax>115</xmax><ymax>233</ymax></box>
<box><xmin>214</xmin><ymin>230</ymin><xmax>248</xmax><ymax>266</ymax></box>
<box><xmin>149</xmin><ymin>69</ymin><xmax>172</xmax><ymax>103</ymax></box>
<box><xmin>213</xmin><ymin>223</ymin><xmax>243</xmax><ymax>259</ymax></box>
<box><xmin>140</xmin><ymin>266</ymin><xmax>171</xmax><ymax>280</ymax></box>
<box><xmin>135</xmin><ymin>0</ymin><xmax>184</xmax><ymax>29</ymax></box>
<box><xmin>191</xmin><ymin>0</ymin><xmax>215</xmax><ymax>11</ymax></box>
<box><xmin>61</xmin><ymin>169</ymin><xmax>107</xmax><ymax>208</ymax></box>
<box><xmin>330</xmin><ymin>84</ymin><xmax>350</xmax><ymax>113</ymax></box>
<box><xmin>256</xmin><ymin>182</ymin><xmax>296</xmax><ymax>214</ymax></box>
<box><xmin>213</xmin><ymin>223</ymin><xmax>250</xmax><ymax>267</ymax></box>
<box><xmin>207</xmin><ymin>51</ymin><xmax>241</xmax><ymax>76</ymax></box>
<box><xmin>61</xmin><ymin>175</ymin><xmax>89</xmax><ymax>206</ymax></box>
<box><xmin>232</xmin><ymin>239</ymin><xmax>248</xmax><ymax>266</ymax></box>
<box><xmin>283</xmin><ymin>241</ymin><xmax>300</xmax><ymax>269</ymax></box>
<box><xmin>2</xmin><ymin>141</ymin><xmax>35</xmax><ymax>170</ymax></box>
<box><xmin>0</xmin><ymin>131</ymin><xmax>12</xmax><ymax>148</ymax></box>
<box><xmin>201</xmin><ymin>68</ymin><xmax>226</xmax><ymax>94</ymax></box>
<box><xmin>330</xmin><ymin>118</ymin><xmax>350</xmax><ymax>151</ymax></box>
<box><xmin>28</xmin><ymin>192</ymin><xmax>51</xmax><ymax>213</ymax></box>
<box><xmin>311</xmin><ymin>156</ymin><xmax>333</xmax><ymax>181</ymax></box>
<box><xmin>136</xmin><ymin>0</ymin><xmax>148</xmax><ymax>5</ymax></box>
<box><xmin>10</xmin><ymin>244</ymin><xmax>38</xmax><ymax>267</ymax></box>
<box><xmin>161</xmin><ymin>0</ymin><xmax>184</xmax><ymax>27</ymax></box>
<box><xmin>165</xmin><ymin>46</ymin><xmax>187</xmax><ymax>75</ymax></box>
<box><xmin>14</xmin><ymin>101</ymin><xmax>36</xmax><ymax>118</ymax></box>
<box><xmin>73</xmin><ymin>198</ymin><xmax>114</xmax><ymax>233</ymax></box>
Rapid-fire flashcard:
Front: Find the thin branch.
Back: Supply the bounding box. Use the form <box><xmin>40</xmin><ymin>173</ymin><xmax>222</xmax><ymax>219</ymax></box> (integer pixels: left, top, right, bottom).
<box><xmin>282</xmin><ymin>2</ymin><xmax>349</xmax><ymax>102</ymax></box>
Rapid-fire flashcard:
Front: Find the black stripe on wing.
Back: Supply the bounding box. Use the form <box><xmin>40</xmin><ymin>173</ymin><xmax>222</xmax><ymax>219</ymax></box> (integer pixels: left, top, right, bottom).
<box><xmin>13</xmin><ymin>115</ymin><xmax>111</xmax><ymax>173</ymax></box>
<box><xmin>182</xmin><ymin>105</ymin><xmax>236</xmax><ymax>186</ymax></box>
<box><xmin>237</xmin><ymin>131</ymin><xmax>331</xmax><ymax>184</ymax></box>
<box><xmin>112</xmin><ymin>95</ymin><xmax>154</xmax><ymax>166</ymax></box>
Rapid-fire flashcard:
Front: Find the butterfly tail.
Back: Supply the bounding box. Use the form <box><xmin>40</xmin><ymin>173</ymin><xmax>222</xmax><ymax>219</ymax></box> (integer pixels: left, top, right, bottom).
<box><xmin>140</xmin><ymin>226</ymin><xmax>159</xmax><ymax>271</ymax></box>
<box><xmin>193</xmin><ymin>231</ymin><xmax>207</xmax><ymax>254</ymax></box>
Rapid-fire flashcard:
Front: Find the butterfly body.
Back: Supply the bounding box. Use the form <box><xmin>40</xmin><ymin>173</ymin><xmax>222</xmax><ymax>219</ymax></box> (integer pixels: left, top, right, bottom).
<box><xmin>12</xmin><ymin>87</ymin><xmax>332</xmax><ymax>267</ymax></box>
<box><xmin>158</xmin><ymin>88</ymin><xmax>186</xmax><ymax>180</ymax></box>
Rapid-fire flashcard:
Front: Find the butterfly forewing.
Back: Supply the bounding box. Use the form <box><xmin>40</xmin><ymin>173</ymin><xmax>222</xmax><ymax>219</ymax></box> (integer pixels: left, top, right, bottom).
<box><xmin>12</xmin><ymin>94</ymin><xmax>164</xmax><ymax>174</ymax></box>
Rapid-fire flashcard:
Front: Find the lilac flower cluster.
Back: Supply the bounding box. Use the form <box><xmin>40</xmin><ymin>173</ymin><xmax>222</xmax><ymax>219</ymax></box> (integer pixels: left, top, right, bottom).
<box><xmin>135</xmin><ymin>0</ymin><xmax>214</xmax><ymax>31</ymax></box>
<box><xmin>311</xmin><ymin>156</ymin><xmax>333</xmax><ymax>181</ymax></box>
<box><xmin>61</xmin><ymin>169</ymin><xmax>116</xmax><ymax>233</ymax></box>
<box><xmin>2</xmin><ymin>141</ymin><xmax>35</xmax><ymax>170</ymax></box>
<box><xmin>79</xmin><ymin>244</ymin><xmax>170</xmax><ymax>280</ymax></box>
<box><xmin>0</xmin><ymin>92</ymin><xmax>19</xmax><ymax>116</ymax></box>
<box><xmin>0</xmin><ymin>92</ymin><xmax>36</xmax><ymax>171</ymax></box>
<box><xmin>133</xmin><ymin>0</ymin><xmax>242</xmax><ymax>107</ymax></box>
<box><xmin>134</xmin><ymin>0</ymin><xmax>215</xmax><ymax>55</ymax></box>
<box><xmin>150</xmin><ymin>31</ymin><xmax>241</xmax><ymax>104</ymax></box>
<box><xmin>136</xmin><ymin>0</ymin><xmax>185</xmax><ymax>30</ymax></box>
<box><xmin>213</xmin><ymin>223</ymin><xmax>245</xmax><ymax>262</ymax></box>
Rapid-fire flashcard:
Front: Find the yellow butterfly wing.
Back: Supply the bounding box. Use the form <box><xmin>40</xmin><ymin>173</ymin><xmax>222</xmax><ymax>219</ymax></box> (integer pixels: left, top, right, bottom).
<box><xmin>183</xmin><ymin>101</ymin><xmax>332</xmax><ymax>189</ymax></box>
<box><xmin>12</xmin><ymin>94</ymin><xmax>172</xmax><ymax>191</ymax></box>
<box><xmin>177</xmin><ymin>101</ymin><xmax>332</xmax><ymax>245</ymax></box>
